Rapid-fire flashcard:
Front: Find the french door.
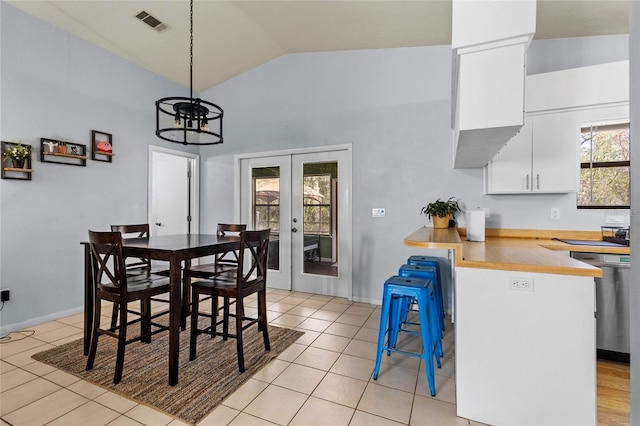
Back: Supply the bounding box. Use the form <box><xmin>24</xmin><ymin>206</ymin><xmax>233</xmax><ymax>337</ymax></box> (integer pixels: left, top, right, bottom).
<box><xmin>238</xmin><ymin>147</ymin><xmax>352</xmax><ymax>298</ymax></box>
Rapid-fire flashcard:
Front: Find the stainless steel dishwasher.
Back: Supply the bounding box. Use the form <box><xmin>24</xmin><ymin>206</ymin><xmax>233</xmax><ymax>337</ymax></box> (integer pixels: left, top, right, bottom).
<box><xmin>571</xmin><ymin>252</ymin><xmax>630</xmax><ymax>362</ymax></box>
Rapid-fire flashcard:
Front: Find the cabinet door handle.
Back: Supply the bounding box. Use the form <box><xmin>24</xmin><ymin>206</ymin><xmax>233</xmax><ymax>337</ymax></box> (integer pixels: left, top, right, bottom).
<box><xmin>536</xmin><ymin>174</ymin><xmax>540</xmax><ymax>190</ymax></box>
<box><xmin>525</xmin><ymin>174</ymin><xmax>530</xmax><ymax>190</ymax></box>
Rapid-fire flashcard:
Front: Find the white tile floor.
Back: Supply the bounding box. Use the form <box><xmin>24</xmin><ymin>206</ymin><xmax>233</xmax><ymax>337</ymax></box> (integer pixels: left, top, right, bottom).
<box><xmin>0</xmin><ymin>289</ymin><xmax>477</xmax><ymax>426</ymax></box>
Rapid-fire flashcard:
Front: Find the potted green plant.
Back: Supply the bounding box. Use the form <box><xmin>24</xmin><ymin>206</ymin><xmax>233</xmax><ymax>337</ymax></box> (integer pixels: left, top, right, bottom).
<box><xmin>4</xmin><ymin>142</ymin><xmax>30</xmax><ymax>169</ymax></box>
<box><xmin>420</xmin><ymin>197</ymin><xmax>461</xmax><ymax>229</ymax></box>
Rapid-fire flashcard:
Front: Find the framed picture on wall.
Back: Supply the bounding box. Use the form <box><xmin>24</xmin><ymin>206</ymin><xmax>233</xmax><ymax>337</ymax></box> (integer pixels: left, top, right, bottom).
<box><xmin>91</xmin><ymin>130</ymin><xmax>114</xmax><ymax>162</ymax></box>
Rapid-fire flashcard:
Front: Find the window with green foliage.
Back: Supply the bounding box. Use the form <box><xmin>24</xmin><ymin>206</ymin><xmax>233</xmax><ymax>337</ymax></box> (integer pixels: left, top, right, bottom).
<box><xmin>578</xmin><ymin>122</ymin><xmax>630</xmax><ymax>209</ymax></box>
<box><xmin>303</xmin><ymin>174</ymin><xmax>332</xmax><ymax>235</ymax></box>
<box><xmin>253</xmin><ymin>170</ymin><xmax>281</xmax><ymax>232</ymax></box>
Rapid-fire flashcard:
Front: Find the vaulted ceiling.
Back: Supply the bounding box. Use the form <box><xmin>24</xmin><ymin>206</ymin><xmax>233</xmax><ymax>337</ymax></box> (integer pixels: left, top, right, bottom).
<box><xmin>6</xmin><ymin>0</ymin><xmax>631</xmax><ymax>92</ymax></box>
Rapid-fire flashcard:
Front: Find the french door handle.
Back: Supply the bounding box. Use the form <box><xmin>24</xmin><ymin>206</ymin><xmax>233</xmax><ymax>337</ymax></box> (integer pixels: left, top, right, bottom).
<box><xmin>292</xmin><ymin>228</ymin><xmax>298</xmax><ymax>232</ymax></box>
<box><xmin>155</xmin><ymin>222</ymin><xmax>163</xmax><ymax>227</ymax></box>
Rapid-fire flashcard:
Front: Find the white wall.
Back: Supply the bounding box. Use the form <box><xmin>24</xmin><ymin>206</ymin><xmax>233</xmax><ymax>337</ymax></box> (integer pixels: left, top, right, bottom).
<box><xmin>199</xmin><ymin>37</ymin><xmax>629</xmax><ymax>303</ymax></box>
<box><xmin>0</xmin><ymin>3</ymin><xmax>194</xmax><ymax>335</ymax></box>
<box><xmin>527</xmin><ymin>34</ymin><xmax>628</xmax><ymax>75</ymax></box>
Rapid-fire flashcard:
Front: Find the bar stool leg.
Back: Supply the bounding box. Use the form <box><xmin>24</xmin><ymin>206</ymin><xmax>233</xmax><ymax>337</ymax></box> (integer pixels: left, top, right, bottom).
<box><xmin>417</xmin><ymin>292</ymin><xmax>436</xmax><ymax>396</ymax></box>
<box><xmin>373</xmin><ymin>289</ymin><xmax>392</xmax><ymax>380</ymax></box>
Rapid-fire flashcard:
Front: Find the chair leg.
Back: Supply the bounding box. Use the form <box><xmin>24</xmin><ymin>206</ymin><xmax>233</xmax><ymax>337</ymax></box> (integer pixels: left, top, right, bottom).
<box><xmin>181</xmin><ymin>275</ymin><xmax>190</xmax><ymax>331</ymax></box>
<box><xmin>86</xmin><ymin>294</ymin><xmax>103</xmax><ymax>371</ymax></box>
<box><xmin>235</xmin><ymin>297</ymin><xmax>245</xmax><ymax>373</ymax></box>
<box><xmin>190</xmin><ymin>287</ymin><xmax>200</xmax><ymax>361</ymax></box>
<box><xmin>373</xmin><ymin>289</ymin><xmax>391</xmax><ymax>380</ymax></box>
<box><xmin>114</xmin><ymin>301</ymin><xmax>128</xmax><ymax>384</ymax></box>
<box><xmin>222</xmin><ymin>298</ymin><xmax>230</xmax><ymax>341</ymax></box>
<box><xmin>110</xmin><ymin>302</ymin><xmax>118</xmax><ymax>329</ymax></box>
<box><xmin>258</xmin><ymin>290</ymin><xmax>270</xmax><ymax>351</ymax></box>
<box><xmin>140</xmin><ymin>298</ymin><xmax>151</xmax><ymax>343</ymax></box>
<box><xmin>211</xmin><ymin>294</ymin><xmax>218</xmax><ymax>338</ymax></box>
<box><xmin>417</xmin><ymin>293</ymin><xmax>436</xmax><ymax>397</ymax></box>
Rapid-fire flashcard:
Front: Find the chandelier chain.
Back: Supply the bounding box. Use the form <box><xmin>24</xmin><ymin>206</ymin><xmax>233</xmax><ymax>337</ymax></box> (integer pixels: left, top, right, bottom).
<box><xmin>189</xmin><ymin>0</ymin><xmax>194</xmax><ymax>102</ymax></box>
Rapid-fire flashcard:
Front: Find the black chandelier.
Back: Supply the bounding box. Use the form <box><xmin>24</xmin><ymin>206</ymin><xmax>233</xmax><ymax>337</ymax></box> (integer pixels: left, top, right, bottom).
<box><xmin>155</xmin><ymin>0</ymin><xmax>223</xmax><ymax>146</ymax></box>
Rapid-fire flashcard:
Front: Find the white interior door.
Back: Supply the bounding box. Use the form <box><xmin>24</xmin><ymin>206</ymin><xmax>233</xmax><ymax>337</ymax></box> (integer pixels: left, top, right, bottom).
<box><xmin>238</xmin><ymin>146</ymin><xmax>352</xmax><ymax>298</ymax></box>
<box><xmin>148</xmin><ymin>146</ymin><xmax>199</xmax><ymax>236</ymax></box>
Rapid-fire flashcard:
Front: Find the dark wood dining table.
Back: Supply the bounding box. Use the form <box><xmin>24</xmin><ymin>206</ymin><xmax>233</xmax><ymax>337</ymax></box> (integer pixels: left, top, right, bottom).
<box><xmin>82</xmin><ymin>233</ymin><xmax>241</xmax><ymax>386</ymax></box>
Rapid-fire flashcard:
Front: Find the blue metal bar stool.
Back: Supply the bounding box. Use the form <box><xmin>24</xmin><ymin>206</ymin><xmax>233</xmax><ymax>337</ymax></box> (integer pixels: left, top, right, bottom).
<box><xmin>407</xmin><ymin>255</ymin><xmax>445</xmax><ymax>331</ymax></box>
<box><xmin>396</xmin><ymin>264</ymin><xmax>444</xmax><ymax>361</ymax></box>
<box><xmin>373</xmin><ymin>275</ymin><xmax>437</xmax><ymax>396</ymax></box>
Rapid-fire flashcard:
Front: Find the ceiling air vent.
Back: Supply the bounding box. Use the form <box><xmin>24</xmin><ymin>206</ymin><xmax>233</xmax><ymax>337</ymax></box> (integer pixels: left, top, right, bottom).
<box><xmin>135</xmin><ymin>11</ymin><xmax>169</xmax><ymax>32</ymax></box>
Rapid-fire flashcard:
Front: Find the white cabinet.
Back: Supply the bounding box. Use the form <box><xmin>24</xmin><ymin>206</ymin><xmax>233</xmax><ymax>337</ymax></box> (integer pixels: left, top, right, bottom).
<box><xmin>453</xmin><ymin>42</ymin><xmax>527</xmax><ymax>169</ymax></box>
<box><xmin>451</xmin><ymin>0</ymin><xmax>536</xmax><ymax>169</ymax></box>
<box><xmin>456</xmin><ymin>268</ymin><xmax>596</xmax><ymax>425</ymax></box>
<box><xmin>485</xmin><ymin>112</ymin><xmax>578</xmax><ymax>194</ymax></box>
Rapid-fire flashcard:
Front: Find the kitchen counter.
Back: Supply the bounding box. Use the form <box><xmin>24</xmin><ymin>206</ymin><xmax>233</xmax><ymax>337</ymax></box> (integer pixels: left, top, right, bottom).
<box><xmin>403</xmin><ymin>226</ymin><xmax>625</xmax><ymax>278</ymax></box>
<box><xmin>404</xmin><ymin>226</ymin><xmax>605</xmax><ymax>425</ymax></box>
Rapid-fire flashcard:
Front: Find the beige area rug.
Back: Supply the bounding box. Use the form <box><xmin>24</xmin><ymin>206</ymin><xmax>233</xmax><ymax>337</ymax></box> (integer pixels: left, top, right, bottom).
<box><xmin>32</xmin><ymin>322</ymin><xmax>304</xmax><ymax>425</ymax></box>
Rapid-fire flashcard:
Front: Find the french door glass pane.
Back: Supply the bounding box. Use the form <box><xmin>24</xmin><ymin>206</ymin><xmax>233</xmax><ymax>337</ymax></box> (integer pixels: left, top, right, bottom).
<box><xmin>302</xmin><ymin>163</ymin><xmax>337</xmax><ymax>277</ymax></box>
<box><xmin>253</xmin><ymin>168</ymin><xmax>280</xmax><ymax>271</ymax></box>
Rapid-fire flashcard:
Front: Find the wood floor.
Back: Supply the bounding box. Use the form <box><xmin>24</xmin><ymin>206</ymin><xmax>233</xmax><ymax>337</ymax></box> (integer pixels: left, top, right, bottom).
<box><xmin>598</xmin><ymin>359</ymin><xmax>630</xmax><ymax>425</ymax></box>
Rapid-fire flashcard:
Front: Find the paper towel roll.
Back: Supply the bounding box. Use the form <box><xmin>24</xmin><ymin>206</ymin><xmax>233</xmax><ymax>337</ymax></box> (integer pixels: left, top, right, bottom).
<box><xmin>467</xmin><ymin>210</ymin><xmax>485</xmax><ymax>242</ymax></box>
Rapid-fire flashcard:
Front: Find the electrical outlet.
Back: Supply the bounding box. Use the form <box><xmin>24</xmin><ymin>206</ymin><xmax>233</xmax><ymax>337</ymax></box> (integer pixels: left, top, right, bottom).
<box><xmin>510</xmin><ymin>278</ymin><xmax>533</xmax><ymax>292</ymax></box>
<box><xmin>1</xmin><ymin>289</ymin><xmax>10</xmax><ymax>302</ymax></box>
<box><xmin>372</xmin><ymin>208</ymin><xmax>386</xmax><ymax>218</ymax></box>
<box><xmin>550</xmin><ymin>208</ymin><xmax>560</xmax><ymax>220</ymax></box>
<box><xmin>605</xmin><ymin>215</ymin><xmax>625</xmax><ymax>224</ymax></box>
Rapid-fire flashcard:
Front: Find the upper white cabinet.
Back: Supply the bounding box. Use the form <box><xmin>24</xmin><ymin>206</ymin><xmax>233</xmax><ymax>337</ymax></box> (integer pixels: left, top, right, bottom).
<box><xmin>485</xmin><ymin>112</ymin><xmax>578</xmax><ymax>194</ymax></box>
<box><xmin>526</xmin><ymin>61</ymin><xmax>629</xmax><ymax>112</ymax></box>
<box><xmin>485</xmin><ymin>60</ymin><xmax>630</xmax><ymax>194</ymax></box>
<box><xmin>451</xmin><ymin>0</ymin><xmax>536</xmax><ymax>169</ymax></box>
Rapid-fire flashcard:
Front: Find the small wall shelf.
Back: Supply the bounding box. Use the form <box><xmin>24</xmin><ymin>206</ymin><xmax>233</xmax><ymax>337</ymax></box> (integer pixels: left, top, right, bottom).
<box><xmin>91</xmin><ymin>130</ymin><xmax>114</xmax><ymax>162</ymax></box>
<box><xmin>41</xmin><ymin>138</ymin><xmax>87</xmax><ymax>166</ymax></box>
<box><xmin>2</xmin><ymin>141</ymin><xmax>33</xmax><ymax>180</ymax></box>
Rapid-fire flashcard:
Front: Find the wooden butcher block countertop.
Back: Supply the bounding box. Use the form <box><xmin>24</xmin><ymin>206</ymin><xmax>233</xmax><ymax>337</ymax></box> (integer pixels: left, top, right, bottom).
<box><xmin>403</xmin><ymin>227</ymin><xmax>630</xmax><ymax>278</ymax></box>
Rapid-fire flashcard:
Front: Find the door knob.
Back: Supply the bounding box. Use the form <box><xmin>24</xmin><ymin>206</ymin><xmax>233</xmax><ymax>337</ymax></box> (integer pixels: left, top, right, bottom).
<box><xmin>293</xmin><ymin>218</ymin><xmax>298</xmax><ymax>223</ymax></box>
<box><xmin>292</xmin><ymin>227</ymin><xmax>298</xmax><ymax>232</ymax></box>
<box><xmin>155</xmin><ymin>222</ymin><xmax>163</xmax><ymax>227</ymax></box>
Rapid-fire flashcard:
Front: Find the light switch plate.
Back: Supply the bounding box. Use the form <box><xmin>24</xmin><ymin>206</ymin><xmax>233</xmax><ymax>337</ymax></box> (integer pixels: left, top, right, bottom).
<box><xmin>372</xmin><ymin>208</ymin><xmax>385</xmax><ymax>218</ymax></box>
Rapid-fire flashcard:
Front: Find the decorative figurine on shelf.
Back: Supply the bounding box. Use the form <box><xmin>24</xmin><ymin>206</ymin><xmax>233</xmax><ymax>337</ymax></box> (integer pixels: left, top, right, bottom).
<box><xmin>71</xmin><ymin>146</ymin><xmax>78</xmax><ymax>155</ymax></box>
<box><xmin>96</xmin><ymin>141</ymin><xmax>112</xmax><ymax>153</ymax></box>
<box><xmin>43</xmin><ymin>141</ymin><xmax>57</xmax><ymax>153</ymax></box>
<box><xmin>3</xmin><ymin>142</ymin><xmax>30</xmax><ymax>169</ymax></box>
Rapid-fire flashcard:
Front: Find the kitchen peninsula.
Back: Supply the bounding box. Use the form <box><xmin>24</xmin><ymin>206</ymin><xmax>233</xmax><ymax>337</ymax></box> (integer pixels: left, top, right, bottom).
<box><xmin>405</xmin><ymin>227</ymin><xmax>613</xmax><ymax>426</ymax></box>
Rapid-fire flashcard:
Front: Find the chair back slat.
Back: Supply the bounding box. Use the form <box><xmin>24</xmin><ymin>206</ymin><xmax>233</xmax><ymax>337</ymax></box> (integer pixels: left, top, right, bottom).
<box><xmin>88</xmin><ymin>230</ymin><xmax>127</xmax><ymax>291</ymax></box>
<box><xmin>238</xmin><ymin>229</ymin><xmax>270</xmax><ymax>290</ymax></box>
<box><xmin>110</xmin><ymin>224</ymin><xmax>151</xmax><ymax>272</ymax></box>
<box><xmin>216</xmin><ymin>224</ymin><xmax>247</xmax><ymax>266</ymax></box>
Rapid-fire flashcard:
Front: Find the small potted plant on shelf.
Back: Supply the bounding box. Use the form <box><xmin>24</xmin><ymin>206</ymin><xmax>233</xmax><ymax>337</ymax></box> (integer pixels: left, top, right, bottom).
<box><xmin>56</xmin><ymin>141</ymin><xmax>67</xmax><ymax>154</ymax></box>
<box><xmin>4</xmin><ymin>142</ymin><xmax>30</xmax><ymax>169</ymax></box>
<box><xmin>421</xmin><ymin>197</ymin><xmax>461</xmax><ymax>229</ymax></box>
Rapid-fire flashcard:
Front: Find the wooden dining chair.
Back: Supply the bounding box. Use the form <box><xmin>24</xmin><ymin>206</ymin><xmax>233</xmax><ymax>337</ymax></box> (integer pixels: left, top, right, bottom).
<box><xmin>110</xmin><ymin>224</ymin><xmax>170</xmax><ymax>276</ymax></box>
<box><xmin>183</xmin><ymin>224</ymin><xmax>246</xmax><ymax>323</ymax></box>
<box><xmin>109</xmin><ymin>224</ymin><xmax>170</xmax><ymax>328</ymax></box>
<box><xmin>183</xmin><ymin>223</ymin><xmax>247</xmax><ymax>279</ymax></box>
<box><xmin>86</xmin><ymin>230</ymin><xmax>171</xmax><ymax>384</ymax></box>
<box><xmin>189</xmin><ymin>229</ymin><xmax>271</xmax><ymax>373</ymax></box>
